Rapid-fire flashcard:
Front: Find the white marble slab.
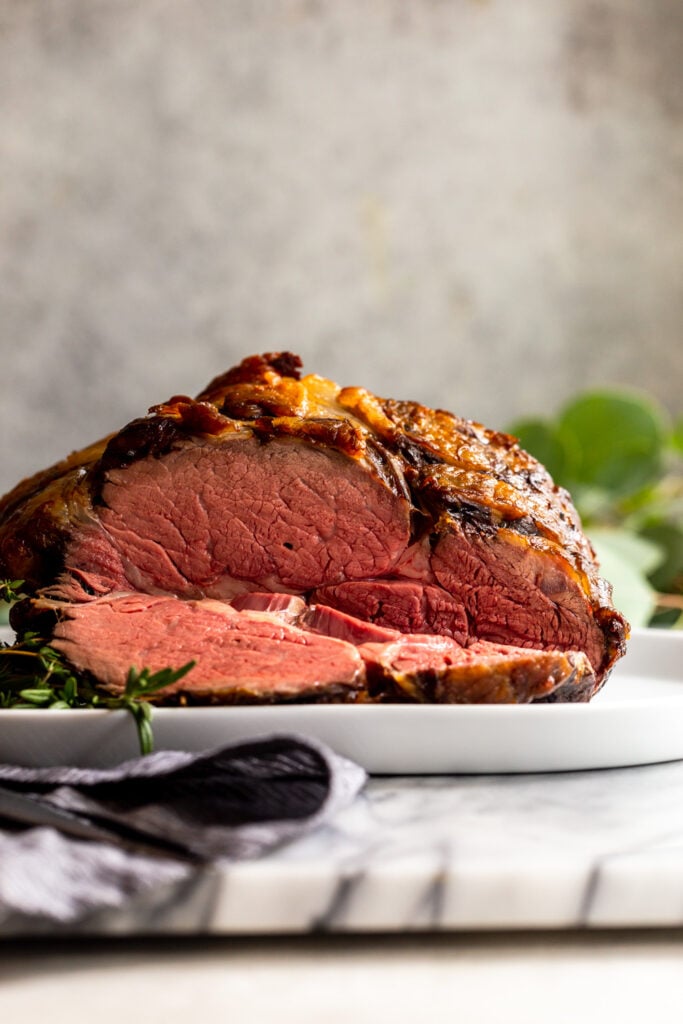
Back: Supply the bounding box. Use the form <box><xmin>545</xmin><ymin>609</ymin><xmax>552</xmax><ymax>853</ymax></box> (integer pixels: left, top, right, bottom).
<box><xmin>7</xmin><ymin>760</ymin><xmax>683</xmax><ymax>936</ymax></box>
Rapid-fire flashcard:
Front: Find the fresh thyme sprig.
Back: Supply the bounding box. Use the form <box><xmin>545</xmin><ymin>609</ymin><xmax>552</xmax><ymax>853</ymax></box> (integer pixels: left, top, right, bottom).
<box><xmin>117</xmin><ymin>663</ymin><xmax>196</xmax><ymax>755</ymax></box>
<box><xmin>0</xmin><ymin>627</ymin><xmax>195</xmax><ymax>755</ymax></box>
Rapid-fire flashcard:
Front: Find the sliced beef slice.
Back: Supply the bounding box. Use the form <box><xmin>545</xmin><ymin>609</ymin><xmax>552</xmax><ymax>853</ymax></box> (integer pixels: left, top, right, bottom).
<box><xmin>303</xmin><ymin>603</ymin><xmax>403</xmax><ymax>644</ymax></box>
<box><xmin>230</xmin><ymin>591</ymin><xmax>307</xmax><ymax>621</ymax></box>
<box><xmin>50</xmin><ymin>594</ymin><xmax>366</xmax><ymax>703</ymax></box>
<box><xmin>312</xmin><ymin>579</ymin><xmax>469</xmax><ymax>643</ymax></box>
<box><xmin>360</xmin><ymin>635</ymin><xmax>596</xmax><ymax>704</ymax></box>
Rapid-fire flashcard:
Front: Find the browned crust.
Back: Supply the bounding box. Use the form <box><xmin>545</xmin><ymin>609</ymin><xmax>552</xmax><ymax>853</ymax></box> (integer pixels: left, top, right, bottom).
<box><xmin>364</xmin><ymin>644</ymin><xmax>596</xmax><ymax>704</ymax></box>
<box><xmin>144</xmin><ymin>683</ymin><xmax>367</xmax><ymax>706</ymax></box>
<box><xmin>0</xmin><ymin>439</ymin><xmax>107</xmax><ymax>590</ymax></box>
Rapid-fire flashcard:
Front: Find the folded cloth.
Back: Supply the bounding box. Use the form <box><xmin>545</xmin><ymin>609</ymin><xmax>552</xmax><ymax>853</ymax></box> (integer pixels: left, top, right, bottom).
<box><xmin>0</xmin><ymin>734</ymin><xmax>366</xmax><ymax>927</ymax></box>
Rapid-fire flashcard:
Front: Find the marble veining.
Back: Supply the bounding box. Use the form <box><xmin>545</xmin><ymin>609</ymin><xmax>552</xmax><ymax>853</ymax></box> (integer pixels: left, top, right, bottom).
<box><xmin>7</xmin><ymin>760</ymin><xmax>683</xmax><ymax>936</ymax></box>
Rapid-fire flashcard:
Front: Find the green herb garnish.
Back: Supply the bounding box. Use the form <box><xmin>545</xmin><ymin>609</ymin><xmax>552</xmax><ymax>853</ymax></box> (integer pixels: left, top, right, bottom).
<box><xmin>118</xmin><ymin>663</ymin><xmax>196</xmax><ymax>755</ymax></box>
<box><xmin>0</xmin><ymin>628</ymin><xmax>194</xmax><ymax>755</ymax></box>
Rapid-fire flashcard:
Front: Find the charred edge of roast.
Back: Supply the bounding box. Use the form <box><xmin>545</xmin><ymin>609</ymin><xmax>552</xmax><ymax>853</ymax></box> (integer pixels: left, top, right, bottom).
<box><xmin>9</xmin><ymin>596</ymin><xmax>60</xmax><ymax>637</ymax></box>
<box><xmin>216</xmin><ymin>383</ymin><xmax>309</xmax><ymax>420</ymax></box>
<box><xmin>150</xmin><ymin>397</ymin><xmax>238</xmax><ymax>436</ymax></box>
<box><xmin>595</xmin><ymin>606</ymin><xmax>630</xmax><ymax>675</ymax></box>
<box><xmin>505</xmin><ymin>515</ymin><xmax>541</xmax><ymax>538</ymax></box>
<box><xmin>0</xmin><ymin>439</ymin><xmax>108</xmax><ymax>531</ymax></box>
<box><xmin>251</xmin><ymin>415</ymin><xmax>364</xmax><ymax>456</ymax></box>
<box><xmin>368</xmin><ymin>437</ymin><xmax>504</xmax><ymax>536</ymax></box>
<box><xmin>394</xmin><ymin>433</ymin><xmax>444</xmax><ymax>471</ymax></box>
<box><xmin>376</xmin><ymin>425</ymin><xmax>550</xmax><ymax>543</ymax></box>
<box><xmin>531</xmin><ymin>658</ymin><xmax>596</xmax><ymax>703</ymax></box>
<box><xmin>380</xmin><ymin>397</ymin><xmax>582</xmax><ymax>522</ymax></box>
<box><xmin>151</xmin><ymin>682</ymin><xmax>366</xmax><ymax>706</ymax></box>
<box><xmin>360</xmin><ymin>654</ymin><xmax>433</xmax><ymax>702</ymax></box>
<box><xmin>264</xmin><ymin>352</ymin><xmax>303</xmax><ymax>379</ymax></box>
<box><xmin>430</xmin><ymin>495</ymin><xmax>497</xmax><ymax>535</ymax></box>
<box><xmin>366</xmin><ymin>654</ymin><xmax>594</xmax><ymax>705</ymax></box>
<box><xmin>91</xmin><ymin>416</ymin><xmax>185</xmax><ymax>497</ymax></box>
<box><xmin>0</xmin><ymin>504</ymin><xmax>74</xmax><ymax>594</ymax></box>
<box><xmin>197</xmin><ymin>352</ymin><xmax>303</xmax><ymax>398</ymax></box>
<box><xmin>361</xmin><ymin>437</ymin><xmax>412</xmax><ymax>503</ymax></box>
<box><xmin>365</xmin><ymin>416</ymin><xmax>549</xmax><ymax>544</ymax></box>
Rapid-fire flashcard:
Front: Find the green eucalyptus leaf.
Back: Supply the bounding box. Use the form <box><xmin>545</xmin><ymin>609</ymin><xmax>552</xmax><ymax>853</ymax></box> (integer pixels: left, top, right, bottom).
<box><xmin>558</xmin><ymin>390</ymin><xmax>668</xmax><ymax>499</ymax></box>
<box><xmin>569</xmin><ymin>485</ymin><xmax>616</xmax><ymax>524</ymax></box>
<box><xmin>506</xmin><ymin>418</ymin><xmax>576</xmax><ymax>485</ymax></box>
<box><xmin>657</xmin><ymin>610</ymin><xmax>683</xmax><ymax>629</ymax></box>
<box><xmin>589</xmin><ymin>526</ymin><xmax>664</xmax><ymax>576</ymax></box>
<box><xmin>649</xmin><ymin>608</ymin><xmax>683</xmax><ymax>629</ymax></box>
<box><xmin>588</xmin><ymin>527</ymin><xmax>660</xmax><ymax>627</ymax></box>
<box><xmin>639</xmin><ymin>522</ymin><xmax>683</xmax><ymax>593</ymax></box>
<box><xmin>672</xmin><ymin>418</ymin><xmax>683</xmax><ymax>456</ymax></box>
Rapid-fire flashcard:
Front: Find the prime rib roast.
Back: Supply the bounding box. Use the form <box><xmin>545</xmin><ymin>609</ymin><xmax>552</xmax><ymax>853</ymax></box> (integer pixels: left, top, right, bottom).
<box><xmin>0</xmin><ymin>352</ymin><xmax>628</xmax><ymax>704</ymax></box>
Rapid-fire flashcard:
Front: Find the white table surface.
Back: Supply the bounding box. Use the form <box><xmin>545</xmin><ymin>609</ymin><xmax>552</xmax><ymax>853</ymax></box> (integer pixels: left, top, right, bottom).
<box><xmin>2</xmin><ymin>930</ymin><xmax>683</xmax><ymax>1024</ymax></box>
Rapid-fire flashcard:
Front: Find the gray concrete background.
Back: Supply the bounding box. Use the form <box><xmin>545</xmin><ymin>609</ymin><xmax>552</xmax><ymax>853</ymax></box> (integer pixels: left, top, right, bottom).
<box><xmin>1</xmin><ymin>0</ymin><xmax>681</xmax><ymax>495</ymax></box>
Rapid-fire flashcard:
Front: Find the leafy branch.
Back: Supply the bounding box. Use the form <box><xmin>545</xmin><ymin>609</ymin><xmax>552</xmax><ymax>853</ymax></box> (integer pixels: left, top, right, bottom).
<box><xmin>508</xmin><ymin>390</ymin><xmax>683</xmax><ymax>629</ymax></box>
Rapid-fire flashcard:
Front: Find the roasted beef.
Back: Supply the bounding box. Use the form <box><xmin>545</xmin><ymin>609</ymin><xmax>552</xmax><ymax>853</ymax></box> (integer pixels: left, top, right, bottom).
<box><xmin>0</xmin><ymin>352</ymin><xmax>628</xmax><ymax>704</ymax></box>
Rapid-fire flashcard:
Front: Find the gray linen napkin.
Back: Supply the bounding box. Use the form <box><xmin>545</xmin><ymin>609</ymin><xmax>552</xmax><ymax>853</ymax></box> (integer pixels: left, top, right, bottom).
<box><xmin>0</xmin><ymin>734</ymin><xmax>366</xmax><ymax>926</ymax></box>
